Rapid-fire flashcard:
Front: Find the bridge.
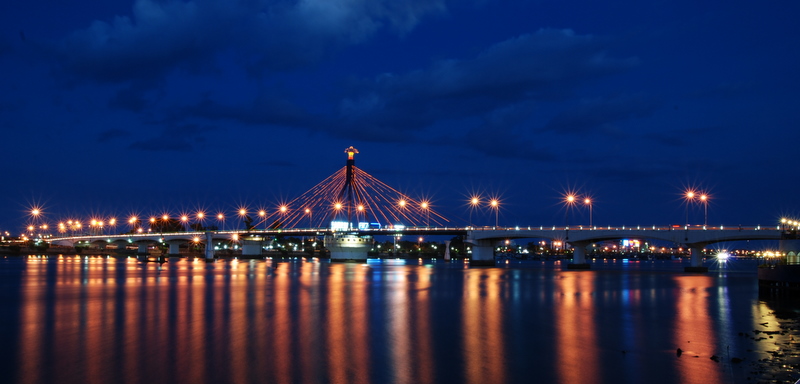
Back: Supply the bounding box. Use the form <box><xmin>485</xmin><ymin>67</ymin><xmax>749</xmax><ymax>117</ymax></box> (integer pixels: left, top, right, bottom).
<box><xmin>44</xmin><ymin>224</ymin><xmax>795</xmax><ymax>272</ymax></box>
<box><xmin>30</xmin><ymin>147</ymin><xmax>800</xmax><ymax>272</ymax></box>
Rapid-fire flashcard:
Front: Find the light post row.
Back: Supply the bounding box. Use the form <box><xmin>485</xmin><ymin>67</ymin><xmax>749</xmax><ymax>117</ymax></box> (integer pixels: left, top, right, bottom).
<box><xmin>683</xmin><ymin>189</ymin><xmax>710</xmax><ymax>226</ymax></box>
<box><xmin>22</xmin><ymin>199</ymin><xmax>440</xmax><ymax>236</ymax></box>
<box><xmin>467</xmin><ymin>196</ymin><xmax>501</xmax><ymax>227</ymax></box>
<box><xmin>563</xmin><ymin>193</ymin><xmax>593</xmax><ymax>228</ymax></box>
<box><xmin>22</xmin><ymin>187</ymin><xmax>716</xmax><ymax>236</ymax></box>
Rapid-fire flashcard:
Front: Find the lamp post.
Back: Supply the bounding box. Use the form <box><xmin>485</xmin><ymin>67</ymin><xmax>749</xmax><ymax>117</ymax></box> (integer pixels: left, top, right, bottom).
<box><xmin>699</xmin><ymin>194</ymin><xmax>708</xmax><ymax>226</ymax></box>
<box><xmin>238</xmin><ymin>208</ymin><xmax>247</xmax><ymax>230</ymax></box>
<box><xmin>279</xmin><ymin>205</ymin><xmax>288</xmax><ymax>228</ymax></box>
<box><xmin>684</xmin><ymin>190</ymin><xmax>695</xmax><ymax>227</ymax></box>
<box><xmin>217</xmin><ymin>213</ymin><xmax>225</xmax><ymax>231</ymax></box>
<box><xmin>420</xmin><ymin>201</ymin><xmax>430</xmax><ymax>226</ymax></box>
<box><xmin>196</xmin><ymin>211</ymin><xmax>205</xmax><ymax>231</ymax></box>
<box><xmin>564</xmin><ymin>194</ymin><xmax>576</xmax><ymax>228</ymax></box>
<box><xmin>258</xmin><ymin>210</ymin><xmax>266</xmax><ymax>230</ymax></box>
<box><xmin>583</xmin><ymin>197</ymin><xmax>592</xmax><ymax>227</ymax></box>
<box><xmin>489</xmin><ymin>199</ymin><xmax>499</xmax><ymax>227</ymax></box>
<box><xmin>469</xmin><ymin>196</ymin><xmax>480</xmax><ymax>228</ymax></box>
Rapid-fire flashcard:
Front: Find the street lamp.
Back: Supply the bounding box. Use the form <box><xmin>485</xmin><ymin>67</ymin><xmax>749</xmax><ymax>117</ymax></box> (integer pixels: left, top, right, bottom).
<box><xmin>258</xmin><ymin>210</ymin><xmax>266</xmax><ymax>230</ymax></box>
<box><xmin>684</xmin><ymin>190</ymin><xmax>696</xmax><ymax>227</ymax></box>
<box><xmin>420</xmin><ymin>201</ymin><xmax>430</xmax><ymax>226</ymax></box>
<box><xmin>564</xmin><ymin>194</ymin><xmax>577</xmax><ymax>228</ymax></box>
<box><xmin>583</xmin><ymin>197</ymin><xmax>593</xmax><ymax>227</ymax></box>
<box><xmin>469</xmin><ymin>196</ymin><xmax>480</xmax><ymax>228</ymax></box>
<box><xmin>489</xmin><ymin>199</ymin><xmax>499</xmax><ymax>227</ymax></box>
<box><xmin>699</xmin><ymin>194</ymin><xmax>709</xmax><ymax>226</ymax></box>
<box><xmin>216</xmin><ymin>213</ymin><xmax>225</xmax><ymax>230</ymax></box>
<box><xmin>305</xmin><ymin>208</ymin><xmax>312</xmax><ymax>228</ymax></box>
<box><xmin>180</xmin><ymin>215</ymin><xmax>189</xmax><ymax>231</ymax></box>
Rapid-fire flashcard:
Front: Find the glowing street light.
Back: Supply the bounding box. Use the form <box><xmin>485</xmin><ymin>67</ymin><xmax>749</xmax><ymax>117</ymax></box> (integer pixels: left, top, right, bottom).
<box><xmin>469</xmin><ymin>196</ymin><xmax>480</xmax><ymax>228</ymax></box>
<box><xmin>258</xmin><ymin>210</ymin><xmax>266</xmax><ymax>229</ymax></box>
<box><xmin>420</xmin><ymin>201</ymin><xmax>430</xmax><ymax>226</ymax></box>
<box><xmin>489</xmin><ymin>199</ymin><xmax>499</xmax><ymax>227</ymax></box>
<box><xmin>699</xmin><ymin>193</ymin><xmax>709</xmax><ymax>226</ymax></box>
<box><xmin>684</xmin><ymin>190</ymin><xmax>696</xmax><ymax>226</ymax></box>
<box><xmin>217</xmin><ymin>213</ymin><xmax>225</xmax><ymax>230</ymax></box>
<box><xmin>564</xmin><ymin>193</ymin><xmax>577</xmax><ymax>228</ymax></box>
<box><xmin>181</xmin><ymin>215</ymin><xmax>189</xmax><ymax>231</ymax></box>
<box><xmin>583</xmin><ymin>197</ymin><xmax>593</xmax><ymax>227</ymax></box>
<box><xmin>305</xmin><ymin>208</ymin><xmax>312</xmax><ymax>228</ymax></box>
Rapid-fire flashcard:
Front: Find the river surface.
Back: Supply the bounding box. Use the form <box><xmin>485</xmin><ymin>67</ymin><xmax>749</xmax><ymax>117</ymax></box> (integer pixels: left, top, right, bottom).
<box><xmin>0</xmin><ymin>256</ymin><xmax>796</xmax><ymax>384</ymax></box>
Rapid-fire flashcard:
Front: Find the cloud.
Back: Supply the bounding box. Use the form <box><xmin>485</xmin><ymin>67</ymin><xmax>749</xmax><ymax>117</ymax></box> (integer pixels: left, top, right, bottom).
<box><xmin>542</xmin><ymin>94</ymin><xmax>658</xmax><ymax>134</ymax></box>
<box><xmin>128</xmin><ymin>122</ymin><xmax>216</xmax><ymax>152</ymax></box>
<box><xmin>183</xmin><ymin>90</ymin><xmax>319</xmax><ymax>129</ymax></box>
<box><xmin>97</xmin><ymin>128</ymin><xmax>131</xmax><ymax>143</ymax></box>
<box><xmin>56</xmin><ymin>0</ymin><xmax>447</xmax><ymax>84</ymax></box>
<box><xmin>330</xmin><ymin>29</ymin><xmax>638</xmax><ymax>140</ymax></box>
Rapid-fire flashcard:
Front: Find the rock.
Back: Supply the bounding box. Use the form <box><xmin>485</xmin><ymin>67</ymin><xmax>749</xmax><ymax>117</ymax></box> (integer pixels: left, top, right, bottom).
<box><xmin>710</xmin><ymin>355</ymin><xmax>720</xmax><ymax>362</ymax></box>
<box><xmin>731</xmin><ymin>357</ymin><xmax>744</xmax><ymax>364</ymax></box>
<box><xmin>676</xmin><ymin>348</ymin><xmax>683</xmax><ymax>357</ymax></box>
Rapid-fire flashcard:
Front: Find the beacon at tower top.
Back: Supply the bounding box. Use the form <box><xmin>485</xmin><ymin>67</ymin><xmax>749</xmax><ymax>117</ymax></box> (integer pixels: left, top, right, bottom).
<box><xmin>345</xmin><ymin>146</ymin><xmax>359</xmax><ymax>160</ymax></box>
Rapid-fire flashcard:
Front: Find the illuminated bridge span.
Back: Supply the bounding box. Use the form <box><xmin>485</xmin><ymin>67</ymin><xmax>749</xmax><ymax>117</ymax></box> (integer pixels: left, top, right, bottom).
<box><xmin>33</xmin><ymin>147</ymin><xmax>799</xmax><ymax>271</ymax></box>
<box><xmin>47</xmin><ymin>225</ymin><xmax>789</xmax><ymax>271</ymax></box>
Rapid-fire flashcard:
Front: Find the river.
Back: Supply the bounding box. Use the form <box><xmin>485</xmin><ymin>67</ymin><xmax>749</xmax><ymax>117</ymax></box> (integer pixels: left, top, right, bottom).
<box><xmin>0</xmin><ymin>256</ymin><xmax>796</xmax><ymax>383</ymax></box>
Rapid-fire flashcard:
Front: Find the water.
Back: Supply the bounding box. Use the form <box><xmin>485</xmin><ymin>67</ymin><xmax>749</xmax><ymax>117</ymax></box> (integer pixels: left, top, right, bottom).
<box><xmin>0</xmin><ymin>256</ymin><xmax>795</xmax><ymax>384</ymax></box>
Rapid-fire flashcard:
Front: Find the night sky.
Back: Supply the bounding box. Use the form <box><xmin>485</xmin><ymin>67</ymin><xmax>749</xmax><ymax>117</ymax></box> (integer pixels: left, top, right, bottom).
<box><xmin>2</xmin><ymin>0</ymin><xmax>799</xmax><ymax>233</ymax></box>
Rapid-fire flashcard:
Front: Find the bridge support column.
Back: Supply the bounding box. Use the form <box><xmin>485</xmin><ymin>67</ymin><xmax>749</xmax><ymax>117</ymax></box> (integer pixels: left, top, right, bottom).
<box><xmin>685</xmin><ymin>245</ymin><xmax>708</xmax><ymax>272</ymax></box>
<box><xmin>567</xmin><ymin>241</ymin><xmax>591</xmax><ymax>270</ymax></box>
<box><xmin>167</xmin><ymin>240</ymin><xmax>183</xmax><ymax>257</ymax></box>
<box><xmin>325</xmin><ymin>234</ymin><xmax>370</xmax><ymax>262</ymax></box>
<box><xmin>469</xmin><ymin>239</ymin><xmax>496</xmax><ymax>267</ymax></box>
<box><xmin>204</xmin><ymin>232</ymin><xmax>216</xmax><ymax>260</ymax></box>
<box><xmin>137</xmin><ymin>242</ymin><xmax>149</xmax><ymax>256</ymax></box>
<box><xmin>780</xmin><ymin>240</ymin><xmax>800</xmax><ymax>265</ymax></box>
<box><xmin>241</xmin><ymin>236</ymin><xmax>264</xmax><ymax>259</ymax></box>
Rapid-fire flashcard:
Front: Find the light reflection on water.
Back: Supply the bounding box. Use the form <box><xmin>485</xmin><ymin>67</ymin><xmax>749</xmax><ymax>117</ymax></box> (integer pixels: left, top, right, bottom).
<box><xmin>0</xmin><ymin>256</ymin><xmax>784</xmax><ymax>383</ymax></box>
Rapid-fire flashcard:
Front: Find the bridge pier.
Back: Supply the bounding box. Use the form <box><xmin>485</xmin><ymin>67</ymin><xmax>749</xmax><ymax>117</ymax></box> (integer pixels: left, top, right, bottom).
<box><xmin>684</xmin><ymin>245</ymin><xmax>708</xmax><ymax>273</ymax></box>
<box><xmin>241</xmin><ymin>235</ymin><xmax>264</xmax><ymax>258</ymax></box>
<box><xmin>567</xmin><ymin>241</ymin><xmax>591</xmax><ymax>270</ymax></box>
<box><xmin>205</xmin><ymin>232</ymin><xmax>216</xmax><ymax>260</ymax></box>
<box><xmin>166</xmin><ymin>240</ymin><xmax>183</xmax><ymax>257</ymax></box>
<box><xmin>325</xmin><ymin>234</ymin><xmax>371</xmax><ymax>262</ymax></box>
<box><xmin>469</xmin><ymin>239</ymin><xmax>496</xmax><ymax>266</ymax></box>
<box><xmin>136</xmin><ymin>242</ymin><xmax>150</xmax><ymax>256</ymax></box>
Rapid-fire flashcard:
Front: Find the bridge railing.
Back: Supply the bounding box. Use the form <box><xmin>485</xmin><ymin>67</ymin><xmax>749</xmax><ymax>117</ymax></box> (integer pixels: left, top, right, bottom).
<box><xmin>465</xmin><ymin>225</ymin><xmax>780</xmax><ymax>232</ymax></box>
<box><xmin>40</xmin><ymin>224</ymin><xmax>782</xmax><ymax>241</ymax></box>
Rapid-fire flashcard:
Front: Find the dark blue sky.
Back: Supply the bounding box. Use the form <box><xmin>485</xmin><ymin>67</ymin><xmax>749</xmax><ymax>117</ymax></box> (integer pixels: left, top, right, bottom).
<box><xmin>2</xmin><ymin>0</ymin><xmax>799</xmax><ymax>233</ymax></box>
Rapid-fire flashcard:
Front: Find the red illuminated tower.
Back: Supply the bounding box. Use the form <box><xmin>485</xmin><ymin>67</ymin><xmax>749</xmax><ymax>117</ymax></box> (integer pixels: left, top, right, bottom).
<box><xmin>338</xmin><ymin>146</ymin><xmax>360</xmax><ymax>228</ymax></box>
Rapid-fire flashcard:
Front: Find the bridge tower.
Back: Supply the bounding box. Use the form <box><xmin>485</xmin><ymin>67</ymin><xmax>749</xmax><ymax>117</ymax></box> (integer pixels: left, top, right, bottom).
<box><xmin>338</xmin><ymin>146</ymin><xmax>360</xmax><ymax>228</ymax></box>
<box><xmin>325</xmin><ymin>146</ymin><xmax>372</xmax><ymax>262</ymax></box>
